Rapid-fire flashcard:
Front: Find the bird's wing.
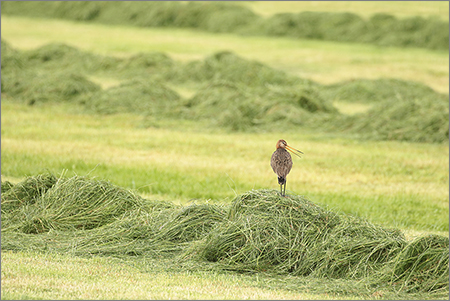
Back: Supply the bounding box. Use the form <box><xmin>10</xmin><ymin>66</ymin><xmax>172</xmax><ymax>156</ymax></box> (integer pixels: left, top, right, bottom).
<box><xmin>271</xmin><ymin>149</ymin><xmax>292</xmax><ymax>177</ymax></box>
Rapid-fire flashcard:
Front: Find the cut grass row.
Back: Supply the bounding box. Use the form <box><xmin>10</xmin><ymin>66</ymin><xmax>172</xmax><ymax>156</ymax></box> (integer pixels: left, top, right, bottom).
<box><xmin>3</xmin><ymin>40</ymin><xmax>446</xmax><ymax>143</ymax></box>
<box><xmin>1</xmin><ymin>15</ymin><xmax>448</xmax><ymax>93</ymax></box>
<box><xmin>2</xmin><ymin>176</ymin><xmax>448</xmax><ymax>299</ymax></box>
<box><xmin>244</xmin><ymin>1</ymin><xmax>449</xmax><ymax>20</ymax></box>
<box><xmin>1</xmin><ymin>101</ymin><xmax>448</xmax><ymax>233</ymax></box>
<box><xmin>2</xmin><ymin>1</ymin><xmax>447</xmax><ymax>50</ymax></box>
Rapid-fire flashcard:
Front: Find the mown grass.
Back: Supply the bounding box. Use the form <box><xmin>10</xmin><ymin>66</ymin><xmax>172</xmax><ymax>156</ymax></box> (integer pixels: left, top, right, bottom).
<box><xmin>2</xmin><ymin>40</ymin><xmax>447</xmax><ymax>142</ymax></box>
<box><xmin>2</xmin><ymin>101</ymin><xmax>448</xmax><ymax>233</ymax></box>
<box><xmin>0</xmin><ymin>250</ymin><xmax>368</xmax><ymax>300</ymax></box>
<box><xmin>1</xmin><ymin>15</ymin><xmax>448</xmax><ymax>93</ymax></box>
<box><xmin>2</xmin><ymin>1</ymin><xmax>447</xmax><ymax>51</ymax></box>
<box><xmin>2</xmin><ymin>176</ymin><xmax>448</xmax><ymax>299</ymax></box>
<box><xmin>243</xmin><ymin>1</ymin><xmax>449</xmax><ymax>20</ymax></box>
<box><xmin>1</xmin><ymin>5</ymin><xmax>449</xmax><ymax>299</ymax></box>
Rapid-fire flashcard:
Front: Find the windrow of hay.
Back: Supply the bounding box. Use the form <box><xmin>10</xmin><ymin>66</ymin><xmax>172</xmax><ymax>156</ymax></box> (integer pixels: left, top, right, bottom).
<box><xmin>22</xmin><ymin>43</ymin><xmax>120</xmax><ymax>72</ymax></box>
<box><xmin>248</xmin><ymin>11</ymin><xmax>448</xmax><ymax>50</ymax></box>
<box><xmin>1</xmin><ymin>42</ymin><xmax>179</xmax><ymax>81</ymax></box>
<box><xmin>1</xmin><ymin>40</ymin><xmax>24</xmax><ymax>70</ymax></box>
<box><xmin>318</xmin><ymin>78</ymin><xmax>449</xmax><ymax>143</ymax></box>
<box><xmin>1</xmin><ymin>174</ymin><xmax>145</xmax><ymax>234</ymax></box>
<box><xmin>1</xmin><ymin>174</ymin><xmax>448</xmax><ymax>296</ymax></box>
<box><xmin>2</xmin><ymin>70</ymin><xmax>101</xmax><ymax>105</ymax></box>
<box><xmin>331</xmin><ymin>97</ymin><xmax>449</xmax><ymax>143</ymax></box>
<box><xmin>375</xmin><ymin>234</ymin><xmax>449</xmax><ymax>293</ymax></box>
<box><xmin>321</xmin><ymin>78</ymin><xmax>446</xmax><ymax>104</ymax></box>
<box><xmin>2</xmin><ymin>1</ymin><xmax>448</xmax><ymax>50</ymax></box>
<box><xmin>177</xmin><ymin>51</ymin><xmax>301</xmax><ymax>86</ymax></box>
<box><xmin>1</xmin><ymin>173</ymin><xmax>57</xmax><ymax>212</ymax></box>
<box><xmin>1</xmin><ymin>42</ymin><xmax>103</xmax><ymax>105</ymax></box>
<box><xmin>168</xmin><ymin>1</ymin><xmax>258</xmax><ymax>33</ymax></box>
<box><xmin>78</xmin><ymin>79</ymin><xmax>181</xmax><ymax>115</ymax></box>
<box><xmin>185</xmin><ymin>190</ymin><xmax>406</xmax><ymax>280</ymax></box>
<box><xmin>2</xmin><ymin>41</ymin><xmax>448</xmax><ymax>142</ymax></box>
<box><xmin>179</xmin><ymin>80</ymin><xmax>335</xmax><ymax>132</ymax></box>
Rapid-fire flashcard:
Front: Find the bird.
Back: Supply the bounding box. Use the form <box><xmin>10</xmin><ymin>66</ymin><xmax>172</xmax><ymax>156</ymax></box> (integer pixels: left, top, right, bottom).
<box><xmin>270</xmin><ymin>139</ymin><xmax>303</xmax><ymax>197</ymax></box>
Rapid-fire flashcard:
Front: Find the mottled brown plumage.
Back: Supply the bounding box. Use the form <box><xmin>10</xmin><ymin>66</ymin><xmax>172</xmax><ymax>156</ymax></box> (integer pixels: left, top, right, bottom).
<box><xmin>271</xmin><ymin>139</ymin><xmax>303</xmax><ymax>196</ymax></box>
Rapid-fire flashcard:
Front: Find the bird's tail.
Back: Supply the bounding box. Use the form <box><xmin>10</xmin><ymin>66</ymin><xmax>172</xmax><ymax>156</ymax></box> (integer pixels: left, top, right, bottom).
<box><xmin>278</xmin><ymin>176</ymin><xmax>286</xmax><ymax>185</ymax></box>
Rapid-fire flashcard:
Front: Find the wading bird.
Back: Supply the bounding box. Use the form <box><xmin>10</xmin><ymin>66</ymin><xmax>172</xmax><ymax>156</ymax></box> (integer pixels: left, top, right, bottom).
<box><xmin>271</xmin><ymin>139</ymin><xmax>303</xmax><ymax>197</ymax></box>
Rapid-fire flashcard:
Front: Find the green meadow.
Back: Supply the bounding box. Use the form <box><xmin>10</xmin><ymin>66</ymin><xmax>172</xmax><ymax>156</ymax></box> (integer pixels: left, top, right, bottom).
<box><xmin>1</xmin><ymin>2</ymin><xmax>449</xmax><ymax>299</ymax></box>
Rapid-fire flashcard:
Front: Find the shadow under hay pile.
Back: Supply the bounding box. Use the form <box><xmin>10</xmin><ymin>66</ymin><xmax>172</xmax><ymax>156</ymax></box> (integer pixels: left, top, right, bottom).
<box><xmin>1</xmin><ymin>174</ymin><xmax>448</xmax><ymax>296</ymax></box>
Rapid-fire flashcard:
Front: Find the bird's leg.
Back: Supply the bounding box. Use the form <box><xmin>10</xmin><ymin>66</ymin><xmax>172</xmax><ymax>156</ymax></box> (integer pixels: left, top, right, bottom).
<box><xmin>279</xmin><ymin>183</ymin><xmax>283</xmax><ymax>196</ymax></box>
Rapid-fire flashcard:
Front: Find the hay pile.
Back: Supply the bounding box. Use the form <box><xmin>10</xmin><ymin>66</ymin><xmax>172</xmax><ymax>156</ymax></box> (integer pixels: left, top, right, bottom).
<box><xmin>1</xmin><ymin>42</ymin><xmax>177</xmax><ymax>79</ymax></box>
<box><xmin>79</xmin><ymin>79</ymin><xmax>181</xmax><ymax>115</ymax></box>
<box><xmin>336</xmin><ymin>97</ymin><xmax>449</xmax><ymax>143</ymax></box>
<box><xmin>187</xmin><ymin>190</ymin><xmax>406</xmax><ymax>280</ymax></box>
<box><xmin>117</xmin><ymin>52</ymin><xmax>177</xmax><ymax>80</ymax></box>
<box><xmin>321</xmin><ymin>78</ymin><xmax>444</xmax><ymax>104</ymax></box>
<box><xmin>2</xmin><ymin>1</ymin><xmax>448</xmax><ymax>50</ymax></box>
<box><xmin>1</xmin><ymin>40</ymin><xmax>24</xmax><ymax>71</ymax></box>
<box><xmin>1</xmin><ymin>174</ymin><xmax>57</xmax><ymax>213</ymax></box>
<box><xmin>1</xmin><ymin>174</ymin><xmax>226</xmax><ymax>256</ymax></box>
<box><xmin>179</xmin><ymin>81</ymin><xmax>267</xmax><ymax>131</ymax></box>
<box><xmin>23</xmin><ymin>43</ymin><xmax>119</xmax><ymax>72</ymax></box>
<box><xmin>251</xmin><ymin>11</ymin><xmax>448</xmax><ymax>50</ymax></box>
<box><xmin>177</xmin><ymin>51</ymin><xmax>300</xmax><ymax>86</ymax></box>
<box><xmin>1</xmin><ymin>174</ymin><xmax>448</xmax><ymax>296</ymax></box>
<box><xmin>1</xmin><ymin>174</ymin><xmax>144</xmax><ymax>234</ymax></box>
<box><xmin>251</xmin><ymin>11</ymin><xmax>367</xmax><ymax>42</ymax></box>
<box><xmin>175</xmin><ymin>51</ymin><xmax>335</xmax><ymax>131</ymax></box>
<box><xmin>320</xmin><ymin>78</ymin><xmax>450</xmax><ymax>143</ymax></box>
<box><xmin>180</xmin><ymin>80</ymin><xmax>336</xmax><ymax>131</ymax></box>
<box><xmin>2</xmin><ymin>70</ymin><xmax>101</xmax><ymax>105</ymax></box>
<box><xmin>1</xmin><ymin>42</ymin><xmax>180</xmax><ymax>107</ymax></box>
<box><xmin>1</xmin><ymin>42</ymin><xmax>103</xmax><ymax>105</ymax></box>
<box><xmin>171</xmin><ymin>2</ymin><xmax>258</xmax><ymax>33</ymax></box>
<box><xmin>376</xmin><ymin>234</ymin><xmax>449</xmax><ymax>293</ymax></box>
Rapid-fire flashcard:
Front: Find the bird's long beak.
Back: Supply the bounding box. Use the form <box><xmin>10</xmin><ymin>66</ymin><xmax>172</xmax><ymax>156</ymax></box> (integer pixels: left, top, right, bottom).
<box><xmin>286</xmin><ymin>145</ymin><xmax>304</xmax><ymax>158</ymax></box>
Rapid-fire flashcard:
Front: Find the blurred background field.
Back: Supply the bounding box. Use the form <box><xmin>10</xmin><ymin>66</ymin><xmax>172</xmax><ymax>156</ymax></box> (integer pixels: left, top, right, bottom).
<box><xmin>1</xmin><ymin>1</ymin><xmax>449</xmax><ymax>300</ymax></box>
<box><xmin>2</xmin><ymin>1</ymin><xmax>448</xmax><ymax>50</ymax></box>
<box><xmin>240</xmin><ymin>1</ymin><xmax>449</xmax><ymax>20</ymax></box>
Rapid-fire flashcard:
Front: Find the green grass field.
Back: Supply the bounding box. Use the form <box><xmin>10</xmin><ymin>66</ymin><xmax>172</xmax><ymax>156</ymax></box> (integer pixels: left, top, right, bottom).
<box><xmin>1</xmin><ymin>2</ymin><xmax>449</xmax><ymax>299</ymax></box>
<box><xmin>1</xmin><ymin>250</ymin><xmax>362</xmax><ymax>300</ymax></box>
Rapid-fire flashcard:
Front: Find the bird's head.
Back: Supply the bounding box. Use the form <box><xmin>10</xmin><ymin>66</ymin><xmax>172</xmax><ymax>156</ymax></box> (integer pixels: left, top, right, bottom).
<box><xmin>276</xmin><ymin>139</ymin><xmax>288</xmax><ymax>149</ymax></box>
<box><xmin>276</xmin><ymin>139</ymin><xmax>303</xmax><ymax>158</ymax></box>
